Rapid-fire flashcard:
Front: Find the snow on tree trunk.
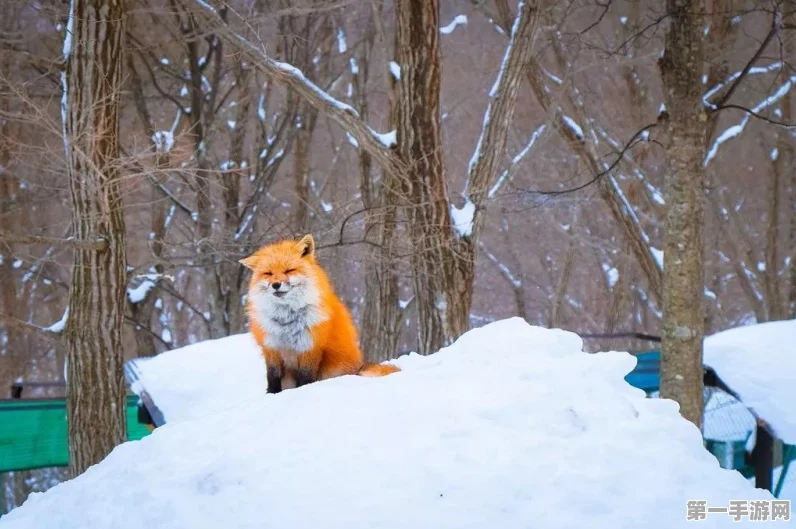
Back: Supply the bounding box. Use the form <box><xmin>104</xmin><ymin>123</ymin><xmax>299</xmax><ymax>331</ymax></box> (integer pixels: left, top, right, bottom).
<box><xmin>62</xmin><ymin>0</ymin><xmax>129</xmax><ymax>476</ymax></box>
<box><xmin>658</xmin><ymin>0</ymin><xmax>707</xmax><ymax>430</ymax></box>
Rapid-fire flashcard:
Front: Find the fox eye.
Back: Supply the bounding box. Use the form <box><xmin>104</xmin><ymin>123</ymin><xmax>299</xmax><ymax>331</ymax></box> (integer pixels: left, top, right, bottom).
<box><xmin>285</xmin><ymin>268</ymin><xmax>296</xmax><ymax>274</ymax></box>
<box><xmin>261</xmin><ymin>271</ymin><xmax>272</xmax><ymax>277</ymax></box>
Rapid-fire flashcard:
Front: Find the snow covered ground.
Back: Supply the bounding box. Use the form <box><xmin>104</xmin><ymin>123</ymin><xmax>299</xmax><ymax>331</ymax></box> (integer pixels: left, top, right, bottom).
<box><xmin>1</xmin><ymin>319</ymin><xmax>774</xmax><ymax>528</ymax></box>
<box><xmin>126</xmin><ymin>333</ymin><xmax>266</xmax><ymax>424</ymax></box>
<box><xmin>704</xmin><ymin>319</ymin><xmax>796</xmax><ymax>445</ymax></box>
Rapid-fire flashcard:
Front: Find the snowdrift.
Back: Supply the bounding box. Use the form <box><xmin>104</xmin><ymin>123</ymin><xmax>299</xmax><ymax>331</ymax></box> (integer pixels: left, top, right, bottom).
<box><xmin>126</xmin><ymin>332</ymin><xmax>266</xmax><ymax>424</ymax></box>
<box><xmin>0</xmin><ymin>318</ymin><xmax>772</xmax><ymax>529</ymax></box>
<box><xmin>704</xmin><ymin>319</ymin><xmax>796</xmax><ymax>445</ymax></box>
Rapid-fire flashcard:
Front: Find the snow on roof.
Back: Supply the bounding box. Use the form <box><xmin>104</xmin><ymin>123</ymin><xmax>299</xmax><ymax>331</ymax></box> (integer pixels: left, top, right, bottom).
<box><xmin>127</xmin><ymin>333</ymin><xmax>266</xmax><ymax>424</ymax></box>
<box><xmin>3</xmin><ymin>319</ymin><xmax>771</xmax><ymax>528</ymax></box>
<box><xmin>703</xmin><ymin>388</ymin><xmax>756</xmax><ymax>448</ymax></box>
<box><xmin>704</xmin><ymin>319</ymin><xmax>796</xmax><ymax>445</ymax></box>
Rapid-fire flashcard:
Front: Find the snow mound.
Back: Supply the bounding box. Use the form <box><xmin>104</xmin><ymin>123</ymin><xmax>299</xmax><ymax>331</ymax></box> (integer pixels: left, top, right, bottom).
<box><xmin>1</xmin><ymin>318</ymin><xmax>771</xmax><ymax>529</ymax></box>
<box><xmin>704</xmin><ymin>319</ymin><xmax>796</xmax><ymax>444</ymax></box>
<box><xmin>128</xmin><ymin>333</ymin><xmax>265</xmax><ymax>424</ymax></box>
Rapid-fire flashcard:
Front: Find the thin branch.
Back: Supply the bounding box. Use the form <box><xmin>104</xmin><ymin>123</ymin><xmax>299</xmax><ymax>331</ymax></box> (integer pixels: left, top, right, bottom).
<box><xmin>714</xmin><ymin>103</ymin><xmax>796</xmax><ymax>127</ymax></box>
<box><xmin>514</xmin><ymin>123</ymin><xmax>657</xmax><ymax>196</ymax></box>
<box><xmin>187</xmin><ymin>0</ymin><xmax>406</xmax><ymax>179</ymax></box>
<box><xmin>0</xmin><ymin>312</ymin><xmax>61</xmax><ymax>336</ymax></box>
<box><xmin>711</xmin><ymin>13</ymin><xmax>780</xmax><ymax>109</ymax></box>
<box><xmin>0</xmin><ymin>230</ymin><xmax>107</xmax><ymax>251</ymax></box>
<box><xmin>123</xmin><ymin>316</ymin><xmax>173</xmax><ymax>349</ymax></box>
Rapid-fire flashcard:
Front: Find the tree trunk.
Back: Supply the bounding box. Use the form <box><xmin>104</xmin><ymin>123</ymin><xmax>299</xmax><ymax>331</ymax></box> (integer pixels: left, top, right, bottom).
<box><xmin>127</xmin><ymin>54</ymin><xmax>171</xmax><ymax>357</ymax></box>
<box><xmin>550</xmin><ymin>233</ymin><xmax>576</xmax><ymax>329</ymax></box>
<box><xmin>394</xmin><ymin>0</ymin><xmax>469</xmax><ymax>354</ymax></box>
<box><xmin>461</xmin><ymin>0</ymin><xmax>540</xmax><ymax>327</ymax></box>
<box><xmin>658</xmin><ymin>0</ymin><xmax>707</xmax><ymax>430</ymax></box>
<box><xmin>357</xmin><ymin>16</ymin><xmax>403</xmax><ymax>362</ymax></box>
<box><xmin>62</xmin><ymin>0</ymin><xmax>129</xmax><ymax>476</ymax></box>
<box><xmin>293</xmin><ymin>103</ymin><xmax>317</xmax><ymax>233</ymax></box>
<box><xmin>775</xmin><ymin>17</ymin><xmax>795</xmax><ymax>320</ymax></box>
<box><xmin>217</xmin><ymin>56</ymin><xmax>250</xmax><ymax>335</ymax></box>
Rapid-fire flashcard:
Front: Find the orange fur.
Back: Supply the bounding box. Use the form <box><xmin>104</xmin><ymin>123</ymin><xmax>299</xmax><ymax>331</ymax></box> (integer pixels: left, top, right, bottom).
<box><xmin>240</xmin><ymin>234</ymin><xmax>399</xmax><ymax>393</ymax></box>
<box><xmin>357</xmin><ymin>363</ymin><xmax>402</xmax><ymax>377</ymax></box>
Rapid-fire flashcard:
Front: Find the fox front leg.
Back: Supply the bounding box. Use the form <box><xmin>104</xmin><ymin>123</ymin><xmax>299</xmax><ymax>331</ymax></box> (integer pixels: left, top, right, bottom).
<box><xmin>266</xmin><ymin>365</ymin><xmax>283</xmax><ymax>394</ymax></box>
<box><xmin>294</xmin><ymin>351</ymin><xmax>321</xmax><ymax>388</ymax></box>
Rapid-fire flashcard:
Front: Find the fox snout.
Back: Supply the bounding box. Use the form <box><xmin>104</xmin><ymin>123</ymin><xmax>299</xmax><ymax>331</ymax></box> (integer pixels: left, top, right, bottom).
<box><xmin>271</xmin><ymin>282</ymin><xmax>288</xmax><ymax>298</ymax></box>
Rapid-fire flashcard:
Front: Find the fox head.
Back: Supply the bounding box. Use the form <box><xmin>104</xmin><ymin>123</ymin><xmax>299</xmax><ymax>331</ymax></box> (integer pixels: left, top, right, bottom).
<box><xmin>239</xmin><ymin>234</ymin><xmax>320</xmax><ymax>308</ymax></box>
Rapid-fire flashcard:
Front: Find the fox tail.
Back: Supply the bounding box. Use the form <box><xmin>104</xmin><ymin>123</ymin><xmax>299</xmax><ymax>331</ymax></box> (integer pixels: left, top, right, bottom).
<box><xmin>357</xmin><ymin>363</ymin><xmax>401</xmax><ymax>377</ymax></box>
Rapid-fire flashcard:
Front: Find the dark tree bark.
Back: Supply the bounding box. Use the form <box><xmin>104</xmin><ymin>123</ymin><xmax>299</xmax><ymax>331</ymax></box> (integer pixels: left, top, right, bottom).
<box><xmin>395</xmin><ymin>0</ymin><xmax>539</xmax><ymax>353</ymax></box>
<box><xmin>128</xmin><ymin>54</ymin><xmax>172</xmax><ymax>357</ymax></box>
<box><xmin>358</xmin><ymin>12</ymin><xmax>403</xmax><ymax>362</ymax></box>
<box><xmin>62</xmin><ymin>0</ymin><xmax>129</xmax><ymax>476</ymax></box>
<box><xmin>658</xmin><ymin>0</ymin><xmax>707</xmax><ymax>430</ymax></box>
<box><xmin>394</xmin><ymin>0</ymin><xmax>463</xmax><ymax>354</ymax></box>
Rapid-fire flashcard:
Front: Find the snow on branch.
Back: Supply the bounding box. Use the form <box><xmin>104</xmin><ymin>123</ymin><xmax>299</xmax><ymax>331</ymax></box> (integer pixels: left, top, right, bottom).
<box><xmin>441</xmin><ymin>14</ymin><xmax>468</xmax><ymax>35</ymax></box>
<box><xmin>190</xmin><ymin>0</ymin><xmax>405</xmax><ymax>179</ymax></box>
<box><xmin>705</xmin><ymin>73</ymin><xmax>796</xmax><ymax>166</ymax></box>
<box><xmin>127</xmin><ymin>273</ymin><xmax>175</xmax><ymax>304</ymax></box>
<box><xmin>0</xmin><ymin>307</ymin><xmax>67</xmax><ymax>336</ymax></box>
<box><xmin>702</xmin><ymin>62</ymin><xmax>782</xmax><ymax>107</ymax></box>
<box><xmin>463</xmin><ymin>0</ymin><xmax>540</xmax><ymax>237</ymax></box>
<box><xmin>488</xmin><ymin>124</ymin><xmax>546</xmax><ymax>199</ymax></box>
<box><xmin>478</xmin><ymin>240</ymin><xmax>521</xmax><ymax>288</ymax></box>
<box><xmin>45</xmin><ymin>306</ymin><xmax>69</xmax><ymax>333</ymax></box>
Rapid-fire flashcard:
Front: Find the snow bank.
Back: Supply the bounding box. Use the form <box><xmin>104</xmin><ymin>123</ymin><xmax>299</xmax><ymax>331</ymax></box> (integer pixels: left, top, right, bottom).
<box><xmin>127</xmin><ymin>333</ymin><xmax>265</xmax><ymax>424</ymax></box>
<box><xmin>1</xmin><ymin>319</ymin><xmax>771</xmax><ymax>529</ymax></box>
<box><xmin>704</xmin><ymin>319</ymin><xmax>796</xmax><ymax>445</ymax></box>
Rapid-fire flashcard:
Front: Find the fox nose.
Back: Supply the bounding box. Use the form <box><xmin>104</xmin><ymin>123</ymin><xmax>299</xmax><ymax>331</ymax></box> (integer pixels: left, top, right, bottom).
<box><xmin>271</xmin><ymin>282</ymin><xmax>282</xmax><ymax>291</ymax></box>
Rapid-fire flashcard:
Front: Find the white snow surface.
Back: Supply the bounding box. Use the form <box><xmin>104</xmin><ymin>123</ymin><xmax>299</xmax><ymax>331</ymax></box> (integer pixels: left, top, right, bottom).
<box><xmin>128</xmin><ymin>332</ymin><xmax>265</xmax><ymax>424</ymax></box>
<box><xmin>1</xmin><ymin>319</ymin><xmax>772</xmax><ymax>528</ymax></box>
<box><xmin>450</xmin><ymin>199</ymin><xmax>475</xmax><ymax>237</ymax></box>
<box><xmin>44</xmin><ymin>306</ymin><xmax>69</xmax><ymax>334</ymax></box>
<box><xmin>127</xmin><ymin>278</ymin><xmax>156</xmax><ymax>304</ymax></box>
<box><xmin>371</xmin><ymin>128</ymin><xmax>397</xmax><ymax>148</ymax></box>
<box><xmin>703</xmin><ymin>319</ymin><xmax>796</xmax><ymax>445</ymax></box>
<box><xmin>441</xmin><ymin>14</ymin><xmax>468</xmax><ymax>35</ymax></box>
<box><xmin>388</xmin><ymin>60</ymin><xmax>401</xmax><ymax>80</ymax></box>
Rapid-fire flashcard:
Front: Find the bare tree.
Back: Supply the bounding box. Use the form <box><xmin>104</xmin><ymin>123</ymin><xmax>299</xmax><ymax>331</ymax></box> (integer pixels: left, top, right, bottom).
<box><xmin>190</xmin><ymin>0</ymin><xmax>542</xmax><ymax>354</ymax></box>
<box><xmin>658</xmin><ymin>0</ymin><xmax>707</xmax><ymax>429</ymax></box>
<box><xmin>62</xmin><ymin>0</ymin><xmax>129</xmax><ymax>475</ymax></box>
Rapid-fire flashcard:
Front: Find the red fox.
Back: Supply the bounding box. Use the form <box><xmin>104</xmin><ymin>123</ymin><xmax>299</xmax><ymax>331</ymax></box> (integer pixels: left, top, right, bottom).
<box><xmin>240</xmin><ymin>234</ymin><xmax>400</xmax><ymax>393</ymax></box>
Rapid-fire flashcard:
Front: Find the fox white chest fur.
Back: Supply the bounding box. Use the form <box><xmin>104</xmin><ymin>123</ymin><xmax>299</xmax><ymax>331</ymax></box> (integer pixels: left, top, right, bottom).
<box><xmin>249</xmin><ymin>277</ymin><xmax>328</xmax><ymax>365</ymax></box>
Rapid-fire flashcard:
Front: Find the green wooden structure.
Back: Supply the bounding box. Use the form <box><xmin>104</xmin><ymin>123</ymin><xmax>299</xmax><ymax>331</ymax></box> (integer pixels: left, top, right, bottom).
<box><xmin>0</xmin><ymin>395</ymin><xmax>151</xmax><ymax>473</ymax></box>
<box><xmin>626</xmin><ymin>350</ymin><xmax>794</xmax><ymax>497</ymax></box>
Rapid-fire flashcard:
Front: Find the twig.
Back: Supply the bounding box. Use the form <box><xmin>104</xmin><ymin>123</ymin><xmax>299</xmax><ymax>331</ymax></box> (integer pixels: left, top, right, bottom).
<box><xmin>0</xmin><ymin>230</ymin><xmax>107</xmax><ymax>251</ymax></box>
<box><xmin>0</xmin><ymin>312</ymin><xmax>62</xmax><ymax>336</ymax></box>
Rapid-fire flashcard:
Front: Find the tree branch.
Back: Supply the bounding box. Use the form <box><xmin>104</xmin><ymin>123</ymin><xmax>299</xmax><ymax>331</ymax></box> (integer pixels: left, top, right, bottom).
<box><xmin>0</xmin><ymin>312</ymin><xmax>62</xmax><ymax>336</ymax></box>
<box><xmin>714</xmin><ymin>103</ymin><xmax>796</xmax><ymax>127</ymax></box>
<box><xmin>188</xmin><ymin>0</ymin><xmax>406</xmax><ymax>179</ymax></box>
<box><xmin>0</xmin><ymin>230</ymin><xmax>107</xmax><ymax>251</ymax></box>
<box><xmin>464</xmin><ymin>0</ymin><xmax>541</xmax><ymax>240</ymax></box>
<box><xmin>710</xmin><ymin>12</ymin><xmax>780</xmax><ymax>110</ymax></box>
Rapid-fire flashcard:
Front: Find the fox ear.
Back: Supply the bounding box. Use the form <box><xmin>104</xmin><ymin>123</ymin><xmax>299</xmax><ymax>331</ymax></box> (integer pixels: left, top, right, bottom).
<box><xmin>239</xmin><ymin>255</ymin><xmax>259</xmax><ymax>270</ymax></box>
<box><xmin>298</xmin><ymin>234</ymin><xmax>315</xmax><ymax>258</ymax></box>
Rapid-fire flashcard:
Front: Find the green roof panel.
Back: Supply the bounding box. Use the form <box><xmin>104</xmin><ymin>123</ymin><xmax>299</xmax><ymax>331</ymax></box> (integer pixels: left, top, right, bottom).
<box><xmin>0</xmin><ymin>395</ymin><xmax>151</xmax><ymax>473</ymax></box>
